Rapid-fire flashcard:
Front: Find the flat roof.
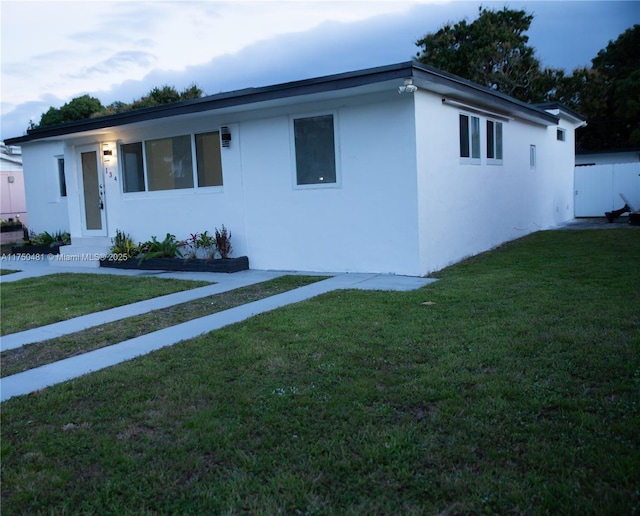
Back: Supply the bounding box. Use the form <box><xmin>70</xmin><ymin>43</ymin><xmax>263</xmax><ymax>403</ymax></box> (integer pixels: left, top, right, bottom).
<box><xmin>5</xmin><ymin>61</ymin><xmax>570</xmax><ymax>145</ymax></box>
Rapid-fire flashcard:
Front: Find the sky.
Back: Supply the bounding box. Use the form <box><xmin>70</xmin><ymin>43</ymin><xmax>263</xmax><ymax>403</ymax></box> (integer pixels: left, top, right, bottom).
<box><xmin>1</xmin><ymin>0</ymin><xmax>638</xmax><ymax>141</ymax></box>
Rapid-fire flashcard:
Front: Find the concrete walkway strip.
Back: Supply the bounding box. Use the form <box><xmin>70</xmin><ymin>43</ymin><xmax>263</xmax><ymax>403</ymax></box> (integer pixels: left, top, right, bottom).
<box><xmin>1</xmin><ymin>274</ymin><xmax>373</xmax><ymax>401</ymax></box>
<box><xmin>0</xmin><ymin>272</ymin><xmax>436</xmax><ymax>402</ymax></box>
<box><xmin>0</xmin><ymin>270</ymin><xmax>286</xmax><ymax>351</ymax></box>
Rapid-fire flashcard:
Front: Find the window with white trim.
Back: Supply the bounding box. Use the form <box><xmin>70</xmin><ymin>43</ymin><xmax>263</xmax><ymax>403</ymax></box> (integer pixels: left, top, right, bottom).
<box><xmin>486</xmin><ymin>120</ymin><xmax>503</xmax><ymax>162</ymax></box>
<box><xmin>557</xmin><ymin>128</ymin><xmax>566</xmax><ymax>141</ymax></box>
<box><xmin>121</xmin><ymin>142</ymin><xmax>145</xmax><ymax>193</ymax></box>
<box><xmin>195</xmin><ymin>131</ymin><xmax>223</xmax><ymax>187</ymax></box>
<box><xmin>293</xmin><ymin>114</ymin><xmax>337</xmax><ymax>185</ymax></box>
<box><xmin>459</xmin><ymin>114</ymin><xmax>480</xmax><ymax>162</ymax></box>
<box><xmin>121</xmin><ymin>131</ymin><xmax>224</xmax><ymax>193</ymax></box>
<box><xmin>530</xmin><ymin>145</ymin><xmax>537</xmax><ymax>169</ymax></box>
<box><xmin>56</xmin><ymin>157</ymin><xmax>67</xmax><ymax>197</ymax></box>
<box><xmin>145</xmin><ymin>135</ymin><xmax>194</xmax><ymax>191</ymax></box>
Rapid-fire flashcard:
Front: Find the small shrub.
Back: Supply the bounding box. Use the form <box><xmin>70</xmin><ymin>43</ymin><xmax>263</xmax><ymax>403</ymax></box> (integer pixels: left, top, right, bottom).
<box><xmin>110</xmin><ymin>229</ymin><xmax>139</xmax><ymax>258</ymax></box>
<box><xmin>183</xmin><ymin>233</ymin><xmax>200</xmax><ymax>259</ymax></box>
<box><xmin>25</xmin><ymin>230</ymin><xmax>71</xmax><ymax>247</ymax></box>
<box><xmin>197</xmin><ymin>231</ymin><xmax>216</xmax><ymax>260</ymax></box>
<box><xmin>138</xmin><ymin>233</ymin><xmax>183</xmax><ymax>263</ymax></box>
<box><xmin>215</xmin><ymin>225</ymin><xmax>232</xmax><ymax>259</ymax></box>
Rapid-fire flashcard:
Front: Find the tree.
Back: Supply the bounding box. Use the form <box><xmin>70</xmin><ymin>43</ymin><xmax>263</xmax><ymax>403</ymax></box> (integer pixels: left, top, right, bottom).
<box><xmin>33</xmin><ymin>84</ymin><xmax>204</xmax><ymax>129</ymax></box>
<box><xmin>549</xmin><ymin>25</ymin><xmax>639</xmax><ymax>150</ymax></box>
<box><xmin>416</xmin><ymin>9</ymin><xmax>639</xmax><ymax>150</ymax></box>
<box><xmin>37</xmin><ymin>95</ymin><xmax>104</xmax><ymax>128</ymax></box>
<box><xmin>415</xmin><ymin>7</ymin><xmax>548</xmax><ymax>102</ymax></box>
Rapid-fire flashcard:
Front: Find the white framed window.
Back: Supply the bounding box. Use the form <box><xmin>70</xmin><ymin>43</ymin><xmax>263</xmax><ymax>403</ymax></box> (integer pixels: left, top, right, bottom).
<box><xmin>195</xmin><ymin>131</ymin><xmax>223</xmax><ymax>188</ymax></box>
<box><xmin>145</xmin><ymin>135</ymin><xmax>194</xmax><ymax>191</ymax></box>
<box><xmin>292</xmin><ymin>113</ymin><xmax>339</xmax><ymax>187</ymax></box>
<box><xmin>530</xmin><ymin>145</ymin><xmax>537</xmax><ymax>169</ymax></box>
<box><xmin>557</xmin><ymin>128</ymin><xmax>566</xmax><ymax>141</ymax></box>
<box><xmin>486</xmin><ymin>120</ymin><xmax>503</xmax><ymax>163</ymax></box>
<box><xmin>121</xmin><ymin>142</ymin><xmax>145</xmax><ymax>193</ymax></box>
<box><xmin>120</xmin><ymin>131</ymin><xmax>225</xmax><ymax>194</ymax></box>
<box><xmin>56</xmin><ymin>157</ymin><xmax>67</xmax><ymax>197</ymax></box>
<box><xmin>459</xmin><ymin>114</ymin><xmax>480</xmax><ymax>163</ymax></box>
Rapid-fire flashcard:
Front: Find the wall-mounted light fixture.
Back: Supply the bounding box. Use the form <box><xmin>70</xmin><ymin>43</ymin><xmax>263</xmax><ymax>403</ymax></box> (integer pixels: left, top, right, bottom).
<box><xmin>102</xmin><ymin>142</ymin><xmax>114</xmax><ymax>163</ymax></box>
<box><xmin>7</xmin><ymin>176</ymin><xmax>15</xmax><ymax>183</ymax></box>
<box><xmin>398</xmin><ymin>78</ymin><xmax>418</xmax><ymax>94</ymax></box>
<box><xmin>221</xmin><ymin>126</ymin><xmax>232</xmax><ymax>148</ymax></box>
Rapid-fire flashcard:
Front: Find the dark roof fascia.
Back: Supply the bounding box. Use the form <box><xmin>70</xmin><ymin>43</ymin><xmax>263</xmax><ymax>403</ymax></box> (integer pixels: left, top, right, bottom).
<box><xmin>409</xmin><ymin>62</ymin><xmax>560</xmax><ymax>126</ymax></box>
<box><xmin>6</xmin><ymin>60</ymin><xmax>562</xmax><ymax>145</ymax></box>
<box><xmin>5</xmin><ymin>62</ymin><xmax>415</xmax><ymax>145</ymax></box>
<box><xmin>535</xmin><ymin>102</ymin><xmax>587</xmax><ymax>123</ymax></box>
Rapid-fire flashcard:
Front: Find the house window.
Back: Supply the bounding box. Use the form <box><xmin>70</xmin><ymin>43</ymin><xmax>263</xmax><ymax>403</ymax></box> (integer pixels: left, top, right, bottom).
<box><xmin>195</xmin><ymin>131</ymin><xmax>223</xmax><ymax>187</ymax></box>
<box><xmin>530</xmin><ymin>145</ymin><xmax>537</xmax><ymax>169</ymax></box>
<box><xmin>293</xmin><ymin>114</ymin><xmax>337</xmax><ymax>185</ymax></box>
<box><xmin>121</xmin><ymin>142</ymin><xmax>145</xmax><ymax>193</ymax></box>
<box><xmin>486</xmin><ymin>120</ymin><xmax>503</xmax><ymax>161</ymax></box>
<box><xmin>57</xmin><ymin>157</ymin><xmax>67</xmax><ymax>197</ymax></box>
<box><xmin>145</xmin><ymin>135</ymin><xmax>194</xmax><ymax>191</ymax></box>
<box><xmin>557</xmin><ymin>128</ymin><xmax>566</xmax><ymax>141</ymax></box>
<box><xmin>459</xmin><ymin>114</ymin><xmax>480</xmax><ymax>161</ymax></box>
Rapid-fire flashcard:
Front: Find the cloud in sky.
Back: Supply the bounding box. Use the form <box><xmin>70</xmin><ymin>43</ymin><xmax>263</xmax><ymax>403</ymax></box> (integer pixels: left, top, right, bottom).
<box><xmin>1</xmin><ymin>1</ymin><xmax>638</xmax><ymax>141</ymax></box>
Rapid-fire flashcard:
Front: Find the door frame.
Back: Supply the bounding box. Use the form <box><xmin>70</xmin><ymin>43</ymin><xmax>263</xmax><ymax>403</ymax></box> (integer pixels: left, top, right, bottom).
<box><xmin>77</xmin><ymin>144</ymin><xmax>107</xmax><ymax>237</ymax></box>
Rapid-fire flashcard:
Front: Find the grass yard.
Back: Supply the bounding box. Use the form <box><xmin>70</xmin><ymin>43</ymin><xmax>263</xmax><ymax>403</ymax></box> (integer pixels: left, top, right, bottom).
<box><xmin>1</xmin><ymin>229</ymin><xmax>639</xmax><ymax>514</ymax></box>
<box><xmin>1</xmin><ymin>275</ymin><xmax>325</xmax><ymax>377</ymax></box>
<box><xmin>0</xmin><ymin>273</ymin><xmax>210</xmax><ymax>335</ymax></box>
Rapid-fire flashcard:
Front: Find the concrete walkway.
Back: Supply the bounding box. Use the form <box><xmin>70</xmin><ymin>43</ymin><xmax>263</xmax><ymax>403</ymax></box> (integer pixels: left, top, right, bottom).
<box><xmin>0</xmin><ymin>259</ymin><xmax>436</xmax><ymax>402</ymax></box>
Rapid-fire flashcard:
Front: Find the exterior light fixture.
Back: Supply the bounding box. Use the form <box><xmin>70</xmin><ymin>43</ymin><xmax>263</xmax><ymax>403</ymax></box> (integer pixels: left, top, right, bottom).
<box><xmin>398</xmin><ymin>79</ymin><xmax>417</xmax><ymax>94</ymax></box>
<box><xmin>102</xmin><ymin>142</ymin><xmax>114</xmax><ymax>163</ymax></box>
<box><xmin>221</xmin><ymin>126</ymin><xmax>232</xmax><ymax>148</ymax></box>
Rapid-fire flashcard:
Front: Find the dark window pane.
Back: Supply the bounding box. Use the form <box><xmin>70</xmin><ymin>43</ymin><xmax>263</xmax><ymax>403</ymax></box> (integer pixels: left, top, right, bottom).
<box><xmin>121</xmin><ymin>142</ymin><xmax>145</xmax><ymax>192</ymax></box>
<box><xmin>146</xmin><ymin>135</ymin><xmax>194</xmax><ymax>191</ymax></box>
<box><xmin>195</xmin><ymin>132</ymin><xmax>223</xmax><ymax>187</ymax></box>
<box><xmin>294</xmin><ymin>115</ymin><xmax>336</xmax><ymax>185</ymax></box>
<box><xmin>459</xmin><ymin>114</ymin><xmax>469</xmax><ymax>158</ymax></box>
<box><xmin>57</xmin><ymin>158</ymin><xmax>67</xmax><ymax>197</ymax></box>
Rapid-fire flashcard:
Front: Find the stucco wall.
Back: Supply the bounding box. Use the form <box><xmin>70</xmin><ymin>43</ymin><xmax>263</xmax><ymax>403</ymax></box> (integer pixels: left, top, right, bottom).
<box><xmin>414</xmin><ymin>92</ymin><xmax>577</xmax><ymax>274</ymax></box>
<box><xmin>20</xmin><ymin>141</ymin><xmax>68</xmax><ymax>233</ymax></box>
<box><xmin>19</xmin><ymin>89</ymin><xmax>578</xmax><ymax>276</ymax></box>
<box><xmin>239</xmin><ymin>96</ymin><xmax>419</xmax><ymax>273</ymax></box>
<box><xmin>56</xmin><ymin>92</ymin><xmax>421</xmax><ymax>274</ymax></box>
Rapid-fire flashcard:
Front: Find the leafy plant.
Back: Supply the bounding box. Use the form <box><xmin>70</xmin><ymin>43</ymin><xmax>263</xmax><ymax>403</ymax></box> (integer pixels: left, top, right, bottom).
<box><xmin>138</xmin><ymin>233</ymin><xmax>183</xmax><ymax>264</ymax></box>
<box><xmin>214</xmin><ymin>225</ymin><xmax>232</xmax><ymax>259</ymax></box>
<box><xmin>197</xmin><ymin>231</ymin><xmax>216</xmax><ymax>260</ymax></box>
<box><xmin>110</xmin><ymin>229</ymin><xmax>139</xmax><ymax>258</ymax></box>
<box><xmin>25</xmin><ymin>230</ymin><xmax>70</xmax><ymax>247</ymax></box>
<box><xmin>183</xmin><ymin>233</ymin><xmax>200</xmax><ymax>259</ymax></box>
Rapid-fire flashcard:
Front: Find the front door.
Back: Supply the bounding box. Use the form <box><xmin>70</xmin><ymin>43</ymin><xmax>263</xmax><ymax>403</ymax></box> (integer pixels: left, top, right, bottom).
<box><xmin>78</xmin><ymin>146</ymin><xmax>107</xmax><ymax>236</ymax></box>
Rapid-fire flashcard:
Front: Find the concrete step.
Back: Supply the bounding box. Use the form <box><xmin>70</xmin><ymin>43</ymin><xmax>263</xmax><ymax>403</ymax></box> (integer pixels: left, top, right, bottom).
<box><xmin>50</xmin><ymin>237</ymin><xmax>112</xmax><ymax>268</ymax></box>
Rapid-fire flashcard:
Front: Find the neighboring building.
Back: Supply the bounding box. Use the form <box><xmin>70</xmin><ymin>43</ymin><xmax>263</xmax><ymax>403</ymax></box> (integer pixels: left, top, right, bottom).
<box><xmin>0</xmin><ymin>142</ymin><xmax>28</xmax><ymax>226</ymax></box>
<box><xmin>576</xmin><ymin>148</ymin><xmax>640</xmax><ymax>166</ymax></box>
<box><xmin>4</xmin><ymin>61</ymin><xmax>585</xmax><ymax>275</ymax></box>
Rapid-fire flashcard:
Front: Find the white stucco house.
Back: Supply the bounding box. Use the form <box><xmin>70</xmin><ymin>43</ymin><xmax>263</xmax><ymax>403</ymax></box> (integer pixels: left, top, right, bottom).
<box><xmin>4</xmin><ymin>61</ymin><xmax>585</xmax><ymax>275</ymax></box>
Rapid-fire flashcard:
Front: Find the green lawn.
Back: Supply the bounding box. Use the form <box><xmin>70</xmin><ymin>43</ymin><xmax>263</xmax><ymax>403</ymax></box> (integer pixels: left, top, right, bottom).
<box><xmin>1</xmin><ymin>229</ymin><xmax>639</xmax><ymax>514</ymax></box>
<box><xmin>1</xmin><ymin>275</ymin><xmax>325</xmax><ymax>377</ymax></box>
<box><xmin>0</xmin><ymin>273</ymin><xmax>210</xmax><ymax>335</ymax></box>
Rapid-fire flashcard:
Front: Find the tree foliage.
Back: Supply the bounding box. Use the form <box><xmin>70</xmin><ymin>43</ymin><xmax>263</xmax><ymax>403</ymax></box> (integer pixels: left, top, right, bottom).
<box><xmin>416</xmin><ymin>7</ymin><xmax>546</xmax><ymax>102</ymax></box>
<box><xmin>549</xmin><ymin>25</ymin><xmax>640</xmax><ymax>150</ymax></box>
<box><xmin>416</xmin><ymin>9</ymin><xmax>639</xmax><ymax>150</ymax></box>
<box><xmin>35</xmin><ymin>84</ymin><xmax>204</xmax><ymax>128</ymax></box>
<box><xmin>38</xmin><ymin>95</ymin><xmax>104</xmax><ymax>127</ymax></box>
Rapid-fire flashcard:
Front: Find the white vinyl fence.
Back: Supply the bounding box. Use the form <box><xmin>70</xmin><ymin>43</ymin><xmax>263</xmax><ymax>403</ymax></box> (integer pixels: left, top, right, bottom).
<box><xmin>574</xmin><ymin>162</ymin><xmax>640</xmax><ymax>217</ymax></box>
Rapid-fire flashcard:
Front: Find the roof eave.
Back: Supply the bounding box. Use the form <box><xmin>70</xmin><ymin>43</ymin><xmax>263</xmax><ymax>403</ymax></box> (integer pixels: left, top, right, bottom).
<box><xmin>5</xmin><ymin>61</ymin><xmax>564</xmax><ymax>144</ymax></box>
